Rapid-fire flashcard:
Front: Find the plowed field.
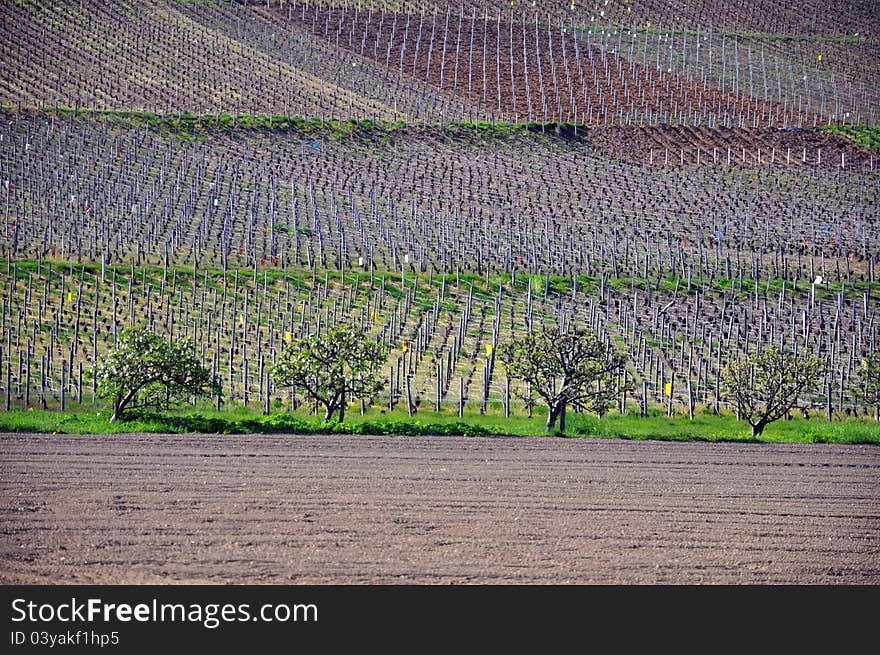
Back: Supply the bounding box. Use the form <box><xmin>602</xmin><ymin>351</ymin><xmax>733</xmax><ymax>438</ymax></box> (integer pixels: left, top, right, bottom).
<box><xmin>1</xmin><ymin>433</ymin><xmax>877</xmax><ymax>584</ymax></box>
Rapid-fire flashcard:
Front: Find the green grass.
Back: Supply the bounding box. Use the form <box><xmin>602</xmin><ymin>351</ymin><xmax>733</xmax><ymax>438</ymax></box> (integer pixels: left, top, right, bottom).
<box><xmin>818</xmin><ymin>125</ymin><xmax>880</xmax><ymax>152</ymax></box>
<box><xmin>2</xmin><ymin>106</ymin><xmax>595</xmax><ymax>146</ymax></box>
<box><xmin>2</xmin><ymin>404</ymin><xmax>878</xmax><ymax>444</ymax></box>
<box><xmin>566</xmin><ymin>410</ymin><xmax>880</xmax><ymax>444</ymax></box>
<box><xmin>2</xmin><ymin>105</ymin><xmax>409</xmax><ymax>141</ymax></box>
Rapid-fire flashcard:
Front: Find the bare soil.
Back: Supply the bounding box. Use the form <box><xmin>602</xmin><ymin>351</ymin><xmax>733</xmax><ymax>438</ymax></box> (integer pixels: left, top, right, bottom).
<box><xmin>275</xmin><ymin>7</ymin><xmax>814</xmax><ymax>127</ymax></box>
<box><xmin>1</xmin><ymin>433</ymin><xmax>878</xmax><ymax>584</ymax></box>
<box><xmin>584</xmin><ymin>124</ymin><xmax>877</xmax><ymax>168</ymax></box>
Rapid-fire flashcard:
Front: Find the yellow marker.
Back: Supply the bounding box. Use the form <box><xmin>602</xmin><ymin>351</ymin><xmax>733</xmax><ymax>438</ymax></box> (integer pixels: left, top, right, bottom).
<box><xmin>285</xmin><ymin>331</ymin><xmax>292</xmax><ymax>343</ymax></box>
<box><xmin>67</xmin><ymin>292</ymin><xmax>72</xmax><ymax>302</ymax></box>
<box><xmin>818</xmin><ymin>54</ymin><xmax>823</xmax><ymax>61</ymax></box>
<box><xmin>371</xmin><ymin>311</ymin><xmax>378</xmax><ymax>321</ymax></box>
<box><xmin>486</xmin><ymin>344</ymin><xmax>493</xmax><ymax>356</ymax></box>
<box><xmin>402</xmin><ymin>341</ymin><xmax>408</xmax><ymax>353</ymax></box>
<box><xmin>665</xmin><ymin>382</ymin><xmax>672</xmax><ymax>397</ymax></box>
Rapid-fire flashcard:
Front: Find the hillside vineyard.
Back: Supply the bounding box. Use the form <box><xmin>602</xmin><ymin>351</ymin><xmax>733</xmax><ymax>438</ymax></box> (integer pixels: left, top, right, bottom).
<box><xmin>0</xmin><ymin>0</ymin><xmax>877</xmax><ymax>419</ymax></box>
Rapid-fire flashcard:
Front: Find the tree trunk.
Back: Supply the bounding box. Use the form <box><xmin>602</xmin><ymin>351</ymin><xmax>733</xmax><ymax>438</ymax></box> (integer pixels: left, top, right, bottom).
<box><xmin>110</xmin><ymin>389</ymin><xmax>137</xmax><ymax>423</ymax></box>
<box><xmin>559</xmin><ymin>402</ymin><xmax>567</xmax><ymax>433</ymax></box>
<box><xmin>323</xmin><ymin>404</ymin><xmax>336</xmax><ymax>423</ymax></box>
<box><xmin>751</xmin><ymin>421</ymin><xmax>766</xmax><ymax>439</ymax></box>
<box><xmin>338</xmin><ymin>389</ymin><xmax>345</xmax><ymax>423</ymax></box>
<box><xmin>546</xmin><ymin>403</ymin><xmax>560</xmax><ymax>431</ymax></box>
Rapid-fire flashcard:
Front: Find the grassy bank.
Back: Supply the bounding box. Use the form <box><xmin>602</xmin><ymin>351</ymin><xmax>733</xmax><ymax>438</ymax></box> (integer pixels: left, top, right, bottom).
<box><xmin>1</xmin><ymin>405</ymin><xmax>878</xmax><ymax>444</ymax></box>
<box><xmin>2</xmin><ymin>105</ymin><xmax>591</xmax><ymax>143</ymax></box>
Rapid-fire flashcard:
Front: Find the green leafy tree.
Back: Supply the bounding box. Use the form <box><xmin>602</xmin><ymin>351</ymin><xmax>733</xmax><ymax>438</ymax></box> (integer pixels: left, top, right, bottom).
<box><xmin>722</xmin><ymin>345</ymin><xmax>824</xmax><ymax>438</ymax></box>
<box><xmin>855</xmin><ymin>352</ymin><xmax>880</xmax><ymax>421</ymax></box>
<box><xmin>95</xmin><ymin>326</ymin><xmax>220</xmax><ymax>422</ymax></box>
<box><xmin>271</xmin><ymin>323</ymin><xmax>386</xmax><ymax>423</ymax></box>
<box><xmin>500</xmin><ymin>325</ymin><xmax>627</xmax><ymax>432</ymax></box>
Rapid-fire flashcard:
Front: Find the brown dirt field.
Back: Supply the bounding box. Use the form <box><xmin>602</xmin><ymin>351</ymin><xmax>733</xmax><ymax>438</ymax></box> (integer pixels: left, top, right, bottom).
<box><xmin>273</xmin><ymin>7</ymin><xmax>812</xmax><ymax>127</ymax></box>
<box><xmin>584</xmin><ymin>124</ymin><xmax>878</xmax><ymax>169</ymax></box>
<box><xmin>1</xmin><ymin>433</ymin><xmax>878</xmax><ymax>584</ymax></box>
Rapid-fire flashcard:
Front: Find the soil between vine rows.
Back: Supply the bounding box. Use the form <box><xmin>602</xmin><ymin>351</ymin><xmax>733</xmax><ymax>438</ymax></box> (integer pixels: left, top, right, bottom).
<box><xmin>1</xmin><ymin>433</ymin><xmax>878</xmax><ymax>584</ymax></box>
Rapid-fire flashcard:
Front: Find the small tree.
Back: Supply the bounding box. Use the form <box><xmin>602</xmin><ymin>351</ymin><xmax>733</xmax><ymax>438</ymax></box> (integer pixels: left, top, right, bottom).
<box><xmin>855</xmin><ymin>352</ymin><xmax>880</xmax><ymax>421</ymax></box>
<box><xmin>500</xmin><ymin>325</ymin><xmax>627</xmax><ymax>432</ymax></box>
<box><xmin>95</xmin><ymin>326</ymin><xmax>220</xmax><ymax>422</ymax></box>
<box><xmin>271</xmin><ymin>323</ymin><xmax>386</xmax><ymax>423</ymax></box>
<box><xmin>722</xmin><ymin>345</ymin><xmax>824</xmax><ymax>438</ymax></box>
